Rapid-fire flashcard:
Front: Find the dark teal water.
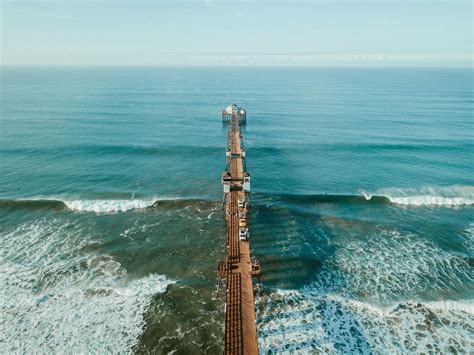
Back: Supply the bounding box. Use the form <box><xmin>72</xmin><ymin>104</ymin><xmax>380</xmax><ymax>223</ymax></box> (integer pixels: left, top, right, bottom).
<box><xmin>1</xmin><ymin>68</ymin><xmax>472</xmax><ymax>353</ymax></box>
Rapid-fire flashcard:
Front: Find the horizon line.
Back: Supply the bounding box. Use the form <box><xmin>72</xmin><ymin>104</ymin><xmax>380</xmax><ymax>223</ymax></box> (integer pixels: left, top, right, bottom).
<box><xmin>1</xmin><ymin>64</ymin><xmax>473</xmax><ymax>69</ymax></box>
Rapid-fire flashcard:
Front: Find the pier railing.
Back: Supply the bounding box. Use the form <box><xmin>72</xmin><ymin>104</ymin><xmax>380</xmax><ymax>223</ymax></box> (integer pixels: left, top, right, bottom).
<box><xmin>217</xmin><ymin>107</ymin><xmax>259</xmax><ymax>355</ymax></box>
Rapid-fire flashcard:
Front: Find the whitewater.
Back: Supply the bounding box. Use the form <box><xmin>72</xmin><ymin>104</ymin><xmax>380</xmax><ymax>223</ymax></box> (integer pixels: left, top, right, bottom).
<box><xmin>1</xmin><ymin>67</ymin><xmax>472</xmax><ymax>353</ymax></box>
<box><xmin>0</xmin><ymin>219</ymin><xmax>176</xmax><ymax>353</ymax></box>
<box><xmin>359</xmin><ymin>185</ymin><xmax>474</xmax><ymax>206</ymax></box>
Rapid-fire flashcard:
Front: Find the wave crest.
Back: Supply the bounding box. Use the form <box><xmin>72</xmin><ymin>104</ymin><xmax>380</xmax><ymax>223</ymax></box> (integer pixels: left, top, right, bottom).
<box><xmin>0</xmin><ymin>197</ymin><xmax>185</xmax><ymax>213</ymax></box>
<box><xmin>64</xmin><ymin>199</ymin><xmax>157</xmax><ymax>212</ymax></box>
<box><xmin>361</xmin><ymin>185</ymin><xmax>474</xmax><ymax>206</ymax></box>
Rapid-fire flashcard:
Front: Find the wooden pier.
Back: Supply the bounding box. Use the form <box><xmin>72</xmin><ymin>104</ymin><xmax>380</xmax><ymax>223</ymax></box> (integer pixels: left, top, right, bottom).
<box><xmin>217</xmin><ymin>105</ymin><xmax>260</xmax><ymax>355</ymax></box>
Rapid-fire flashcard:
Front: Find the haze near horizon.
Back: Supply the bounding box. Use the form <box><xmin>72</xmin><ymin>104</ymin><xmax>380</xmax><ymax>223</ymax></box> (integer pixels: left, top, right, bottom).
<box><xmin>1</xmin><ymin>0</ymin><xmax>472</xmax><ymax>67</ymax></box>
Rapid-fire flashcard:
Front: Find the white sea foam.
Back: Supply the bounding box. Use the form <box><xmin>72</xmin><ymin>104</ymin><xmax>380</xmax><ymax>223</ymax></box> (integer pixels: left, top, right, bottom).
<box><xmin>64</xmin><ymin>199</ymin><xmax>157</xmax><ymax>212</ymax></box>
<box><xmin>318</xmin><ymin>230</ymin><xmax>472</xmax><ymax>303</ymax></box>
<box><xmin>0</xmin><ymin>219</ymin><xmax>175</xmax><ymax>353</ymax></box>
<box><xmin>257</xmin><ymin>289</ymin><xmax>474</xmax><ymax>354</ymax></box>
<box><xmin>356</xmin><ymin>187</ymin><xmax>373</xmax><ymax>200</ymax></box>
<box><xmin>362</xmin><ymin>185</ymin><xmax>474</xmax><ymax>206</ymax></box>
<box><xmin>16</xmin><ymin>196</ymin><xmax>183</xmax><ymax>213</ymax></box>
<box><xmin>256</xmin><ymin>228</ymin><xmax>473</xmax><ymax>353</ymax></box>
<box><xmin>388</xmin><ymin>195</ymin><xmax>473</xmax><ymax>206</ymax></box>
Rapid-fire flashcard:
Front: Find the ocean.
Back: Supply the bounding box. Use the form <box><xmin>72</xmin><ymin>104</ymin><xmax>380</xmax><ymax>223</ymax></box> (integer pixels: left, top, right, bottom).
<box><xmin>0</xmin><ymin>67</ymin><xmax>472</xmax><ymax>353</ymax></box>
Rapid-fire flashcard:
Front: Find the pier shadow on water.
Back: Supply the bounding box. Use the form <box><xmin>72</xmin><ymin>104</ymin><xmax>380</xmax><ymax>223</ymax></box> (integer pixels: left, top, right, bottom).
<box><xmin>255</xmin><ymin>288</ymin><xmax>374</xmax><ymax>354</ymax></box>
<box><xmin>245</xmin><ymin>138</ymin><xmax>377</xmax><ymax>352</ymax></box>
<box><xmin>250</xmin><ymin>202</ymin><xmax>334</xmax><ymax>290</ymax></box>
<box><xmin>250</xmin><ymin>201</ymin><xmax>376</xmax><ymax>353</ymax></box>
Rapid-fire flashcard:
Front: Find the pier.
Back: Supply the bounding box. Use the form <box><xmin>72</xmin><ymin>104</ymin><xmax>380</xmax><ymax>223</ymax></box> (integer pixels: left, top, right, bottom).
<box><xmin>217</xmin><ymin>104</ymin><xmax>260</xmax><ymax>355</ymax></box>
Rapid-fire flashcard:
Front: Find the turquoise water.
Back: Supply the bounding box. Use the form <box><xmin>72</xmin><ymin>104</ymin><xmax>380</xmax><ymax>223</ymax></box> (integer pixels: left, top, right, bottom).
<box><xmin>1</xmin><ymin>67</ymin><xmax>473</xmax><ymax>353</ymax></box>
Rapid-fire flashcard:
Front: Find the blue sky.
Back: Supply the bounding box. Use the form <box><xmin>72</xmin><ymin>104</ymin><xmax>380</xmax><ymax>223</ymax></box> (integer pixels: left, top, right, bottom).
<box><xmin>1</xmin><ymin>0</ymin><xmax>472</xmax><ymax>66</ymax></box>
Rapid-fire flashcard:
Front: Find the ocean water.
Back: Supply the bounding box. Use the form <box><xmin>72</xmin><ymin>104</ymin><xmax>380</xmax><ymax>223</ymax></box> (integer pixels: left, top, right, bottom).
<box><xmin>0</xmin><ymin>67</ymin><xmax>472</xmax><ymax>354</ymax></box>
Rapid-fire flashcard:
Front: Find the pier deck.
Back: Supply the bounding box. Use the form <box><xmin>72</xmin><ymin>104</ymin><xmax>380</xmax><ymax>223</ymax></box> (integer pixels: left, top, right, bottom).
<box><xmin>221</xmin><ymin>111</ymin><xmax>258</xmax><ymax>355</ymax></box>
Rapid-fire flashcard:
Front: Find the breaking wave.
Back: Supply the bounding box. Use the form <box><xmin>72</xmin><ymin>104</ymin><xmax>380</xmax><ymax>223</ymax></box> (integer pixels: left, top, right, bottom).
<box><xmin>64</xmin><ymin>199</ymin><xmax>157</xmax><ymax>212</ymax></box>
<box><xmin>358</xmin><ymin>185</ymin><xmax>474</xmax><ymax>206</ymax></box>
<box><xmin>0</xmin><ymin>219</ymin><xmax>175</xmax><ymax>353</ymax></box>
<box><xmin>1</xmin><ymin>186</ymin><xmax>472</xmax><ymax>213</ymax></box>
<box><xmin>256</xmin><ymin>228</ymin><xmax>473</xmax><ymax>353</ymax></box>
<box><xmin>0</xmin><ymin>197</ymin><xmax>184</xmax><ymax>213</ymax></box>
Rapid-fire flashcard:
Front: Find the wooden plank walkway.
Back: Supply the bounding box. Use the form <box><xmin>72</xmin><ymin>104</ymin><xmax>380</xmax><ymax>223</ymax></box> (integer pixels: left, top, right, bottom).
<box><xmin>221</xmin><ymin>112</ymin><xmax>259</xmax><ymax>355</ymax></box>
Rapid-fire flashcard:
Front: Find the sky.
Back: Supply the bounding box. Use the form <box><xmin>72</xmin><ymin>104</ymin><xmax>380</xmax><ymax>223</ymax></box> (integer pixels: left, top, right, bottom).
<box><xmin>1</xmin><ymin>0</ymin><xmax>472</xmax><ymax>67</ymax></box>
